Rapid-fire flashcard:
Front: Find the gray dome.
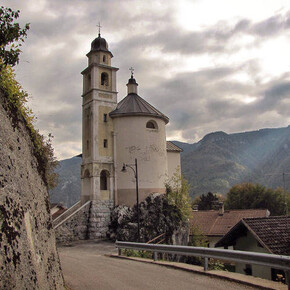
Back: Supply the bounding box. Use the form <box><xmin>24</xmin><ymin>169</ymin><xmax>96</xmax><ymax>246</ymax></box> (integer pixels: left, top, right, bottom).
<box><xmin>90</xmin><ymin>34</ymin><xmax>113</xmax><ymax>56</ymax></box>
<box><xmin>109</xmin><ymin>93</ymin><xmax>169</xmax><ymax>124</ymax></box>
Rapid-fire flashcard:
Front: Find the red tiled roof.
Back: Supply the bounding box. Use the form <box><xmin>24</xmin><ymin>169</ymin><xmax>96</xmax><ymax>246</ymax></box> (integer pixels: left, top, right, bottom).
<box><xmin>215</xmin><ymin>216</ymin><xmax>290</xmax><ymax>255</ymax></box>
<box><xmin>190</xmin><ymin>209</ymin><xmax>269</xmax><ymax>236</ymax></box>
<box><xmin>166</xmin><ymin>141</ymin><xmax>183</xmax><ymax>152</ymax></box>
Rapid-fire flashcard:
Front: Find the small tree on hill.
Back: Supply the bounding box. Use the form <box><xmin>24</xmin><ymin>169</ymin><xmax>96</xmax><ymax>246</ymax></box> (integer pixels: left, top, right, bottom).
<box><xmin>165</xmin><ymin>169</ymin><xmax>192</xmax><ymax>222</ymax></box>
<box><xmin>193</xmin><ymin>192</ymin><xmax>219</xmax><ymax>210</ymax></box>
<box><xmin>0</xmin><ymin>6</ymin><xmax>29</xmax><ymax>69</ymax></box>
<box><xmin>225</xmin><ymin>183</ymin><xmax>289</xmax><ymax>216</ymax></box>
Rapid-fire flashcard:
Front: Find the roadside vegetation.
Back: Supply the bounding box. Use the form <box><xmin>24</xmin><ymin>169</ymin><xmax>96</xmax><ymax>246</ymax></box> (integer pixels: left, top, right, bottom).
<box><xmin>0</xmin><ymin>6</ymin><xmax>58</xmax><ymax>189</ymax></box>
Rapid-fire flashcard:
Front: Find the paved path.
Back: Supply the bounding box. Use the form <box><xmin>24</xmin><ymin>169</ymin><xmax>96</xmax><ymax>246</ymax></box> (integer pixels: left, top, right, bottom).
<box><xmin>58</xmin><ymin>240</ymin><xmax>258</xmax><ymax>290</ymax></box>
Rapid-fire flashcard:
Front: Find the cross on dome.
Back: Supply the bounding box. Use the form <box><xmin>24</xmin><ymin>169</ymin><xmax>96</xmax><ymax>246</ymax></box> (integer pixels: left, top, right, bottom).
<box><xmin>97</xmin><ymin>22</ymin><xmax>102</xmax><ymax>36</ymax></box>
<box><xmin>129</xmin><ymin>67</ymin><xmax>134</xmax><ymax>77</ymax></box>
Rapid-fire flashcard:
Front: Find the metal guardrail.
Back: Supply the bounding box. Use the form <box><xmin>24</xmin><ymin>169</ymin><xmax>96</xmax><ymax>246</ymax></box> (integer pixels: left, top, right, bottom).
<box><xmin>116</xmin><ymin>241</ymin><xmax>290</xmax><ymax>286</ymax></box>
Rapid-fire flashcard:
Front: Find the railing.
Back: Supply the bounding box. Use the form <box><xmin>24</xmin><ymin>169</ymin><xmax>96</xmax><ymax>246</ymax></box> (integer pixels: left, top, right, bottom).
<box><xmin>146</xmin><ymin>233</ymin><xmax>165</xmax><ymax>244</ymax></box>
<box><xmin>53</xmin><ymin>201</ymin><xmax>90</xmax><ymax>229</ymax></box>
<box><xmin>115</xmin><ymin>241</ymin><xmax>290</xmax><ymax>286</ymax></box>
<box><xmin>52</xmin><ymin>200</ymin><xmax>82</xmax><ymax>228</ymax></box>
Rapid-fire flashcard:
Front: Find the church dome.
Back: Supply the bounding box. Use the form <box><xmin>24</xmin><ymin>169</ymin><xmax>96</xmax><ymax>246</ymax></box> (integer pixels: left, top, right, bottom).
<box><xmin>109</xmin><ymin>93</ymin><xmax>169</xmax><ymax>124</ymax></box>
<box><xmin>90</xmin><ymin>34</ymin><xmax>113</xmax><ymax>56</ymax></box>
<box><xmin>110</xmin><ymin>75</ymin><xmax>169</xmax><ymax>123</ymax></box>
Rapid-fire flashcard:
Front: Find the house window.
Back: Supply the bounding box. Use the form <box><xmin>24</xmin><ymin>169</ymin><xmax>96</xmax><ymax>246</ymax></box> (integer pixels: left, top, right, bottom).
<box><xmin>100</xmin><ymin>170</ymin><xmax>108</xmax><ymax>190</ymax></box>
<box><xmin>103</xmin><ymin>139</ymin><xmax>108</xmax><ymax>148</ymax></box>
<box><xmin>103</xmin><ymin>114</ymin><xmax>107</xmax><ymax>122</ymax></box>
<box><xmin>101</xmin><ymin>72</ymin><xmax>109</xmax><ymax>86</ymax></box>
<box><xmin>146</xmin><ymin>120</ymin><xmax>158</xmax><ymax>129</ymax></box>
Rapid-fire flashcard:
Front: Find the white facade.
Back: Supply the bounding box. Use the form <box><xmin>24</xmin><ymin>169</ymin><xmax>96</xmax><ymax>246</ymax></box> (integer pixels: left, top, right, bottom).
<box><xmin>81</xmin><ymin>34</ymin><xmax>181</xmax><ymax>206</ymax></box>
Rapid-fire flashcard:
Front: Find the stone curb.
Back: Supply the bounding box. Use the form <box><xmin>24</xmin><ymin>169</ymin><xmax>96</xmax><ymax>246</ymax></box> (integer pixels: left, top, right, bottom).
<box><xmin>108</xmin><ymin>254</ymin><xmax>287</xmax><ymax>290</ymax></box>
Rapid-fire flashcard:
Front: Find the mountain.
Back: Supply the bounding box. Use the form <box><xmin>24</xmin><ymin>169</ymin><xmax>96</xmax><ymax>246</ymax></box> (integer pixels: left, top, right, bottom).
<box><xmin>49</xmin><ymin>126</ymin><xmax>290</xmax><ymax>206</ymax></box>
<box><xmin>49</xmin><ymin>156</ymin><xmax>82</xmax><ymax>207</ymax></box>
<box><xmin>174</xmin><ymin>126</ymin><xmax>290</xmax><ymax>197</ymax></box>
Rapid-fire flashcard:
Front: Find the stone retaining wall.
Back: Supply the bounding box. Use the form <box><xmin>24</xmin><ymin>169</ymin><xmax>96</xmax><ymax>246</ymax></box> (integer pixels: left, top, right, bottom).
<box><xmin>0</xmin><ymin>92</ymin><xmax>64</xmax><ymax>289</ymax></box>
<box><xmin>55</xmin><ymin>202</ymin><xmax>91</xmax><ymax>244</ymax></box>
<box><xmin>54</xmin><ymin>200</ymin><xmax>114</xmax><ymax>243</ymax></box>
<box><xmin>88</xmin><ymin>200</ymin><xmax>114</xmax><ymax>239</ymax></box>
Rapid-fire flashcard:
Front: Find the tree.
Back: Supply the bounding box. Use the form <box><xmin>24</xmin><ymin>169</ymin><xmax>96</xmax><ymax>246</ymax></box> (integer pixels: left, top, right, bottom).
<box><xmin>165</xmin><ymin>169</ymin><xmax>192</xmax><ymax>222</ymax></box>
<box><xmin>225</xmin><ymin>183</ymin><xmax>290</xmax><ymax>216</ymax></box>
<box><xmin>193</xmin><ymin>192</ymin><xmax>219</xmax><ymax>210</ymax></box>
<box><xmin>0</xmin><ymin>6</ymin><xmax>29</xmax><ymax>68</ymax></box>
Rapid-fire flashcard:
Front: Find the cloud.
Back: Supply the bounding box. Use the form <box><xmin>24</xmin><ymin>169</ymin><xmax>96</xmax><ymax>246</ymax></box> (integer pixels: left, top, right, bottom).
<box><xmin>2</xmin><ymin>0</ymin><xmax>290</xmax><ymax>159</ymax></box>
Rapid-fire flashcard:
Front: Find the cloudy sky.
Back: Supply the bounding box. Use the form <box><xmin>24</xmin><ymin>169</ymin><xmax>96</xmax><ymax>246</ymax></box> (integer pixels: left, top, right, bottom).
<box><xmin>3</xmin><ymin>0</ymin><xmax>290</xmax><ymax>159</ymax></box>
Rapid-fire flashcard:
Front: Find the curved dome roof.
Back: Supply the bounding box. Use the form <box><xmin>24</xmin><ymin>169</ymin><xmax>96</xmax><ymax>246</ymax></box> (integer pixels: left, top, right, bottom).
<box><xmin>90</xmin><ymin>34</ymin><xmax>113</xmax><ymax>56</ymax></box>
<box><xmin>109</xmin><ymin>93</ymin><xmax>169</xmax><ymax>124</ymax></box>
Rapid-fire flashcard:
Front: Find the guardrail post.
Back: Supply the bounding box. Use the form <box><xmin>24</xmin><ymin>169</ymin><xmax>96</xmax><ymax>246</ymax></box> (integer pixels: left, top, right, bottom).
<box><xmin>153</xmin><ymin>252</ymin><xmax>158</xmax><ymax>261</ymax></box>
<box><xmin>118</xmin><ymin>248</ymin><xmax>122</xmax><ymax>256</ymax></box>
<box><xmin>204</xmin><ymin>257</ymin><xmax>208</xmax><ymax>271</ymax></box>
<box><xmin>285</xmin><ymin>270</ymin><xmax>290</xmax><ymax>290</ymax></box>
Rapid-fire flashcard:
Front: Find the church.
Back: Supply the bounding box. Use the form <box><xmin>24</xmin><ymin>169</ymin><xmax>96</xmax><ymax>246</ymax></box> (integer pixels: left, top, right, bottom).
<box><xmin>80</xmin><ymin>32</ymin><xmax>182</xmax><ymax>207</ymax></box>
<box><xmin>53</xmin><ymin>32</ymin><xmax>182</xmax><ymax>241</ymax></box>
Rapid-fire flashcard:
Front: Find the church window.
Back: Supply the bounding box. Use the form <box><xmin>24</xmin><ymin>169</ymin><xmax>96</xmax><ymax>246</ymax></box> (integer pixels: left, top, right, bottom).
<box><xmin>103</xmin><ymin>139</ymin><xmax>108</xmax><ymax>148</ymax></box>
<box><xmin>146</xmin><ymin>120</ymin><xmax>158</xmax><ymax>129</ymax></box>
<box><xmin>103</xmin><ymin>55</ymin><xmax>106</xmax><ymax>63</ymax></box>
<box><xmin>103</xmin><ymin>114</ymin><xmax>107</xmax><ymax>122</ymax></box>
<box><xmin>101</xmin><ymin>72</ymin><xmax>109</xmax><ymax>86</ymax></box>
<box><xmin>100</xmin><ymin>170</ymin><xmax>109</xmax><ymax>190</ymax></box>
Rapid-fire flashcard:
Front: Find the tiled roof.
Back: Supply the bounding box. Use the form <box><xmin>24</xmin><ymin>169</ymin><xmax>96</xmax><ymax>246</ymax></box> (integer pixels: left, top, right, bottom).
<box><xmin>190</xmin><ymin>209</ymin><xmax>269</xmax><ymax>236</ymax></box>
<box><xmin>166</xmin><ymin>141</ymin><xmax>183</xmax><ymax>152</ymax></box>
<box><xmin>215</xmin><ymin>216</ymin><xmax>290</xmax><ymax>255</ymax></box>
<box><xmin>109</xmin><ymin>93</ymin><xmax>169</xmax><ymax>124</ymax></box>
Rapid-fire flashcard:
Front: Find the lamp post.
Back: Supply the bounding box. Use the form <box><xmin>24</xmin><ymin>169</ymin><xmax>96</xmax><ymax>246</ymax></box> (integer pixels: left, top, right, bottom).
<box><xmin>121</xmin><ymin>158</ymin><xmax>140</xmax><ymax>242</ymax></box>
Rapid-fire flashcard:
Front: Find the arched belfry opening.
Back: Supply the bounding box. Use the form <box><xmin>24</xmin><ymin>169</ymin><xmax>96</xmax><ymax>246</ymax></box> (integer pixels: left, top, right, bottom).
<box><xmin>100</xmin><ymin>170</ymin><xmax>110</xmax><ymax>190</ymax></box>
<box><xmin>101</xmin><ymin>72</ymin><xmax>109</xmax><ymax>86</ymax></box>
<box><xmin>146</xmin><ymin>120</ymin><xmax>158</xmax><ymax>129</ymax></box>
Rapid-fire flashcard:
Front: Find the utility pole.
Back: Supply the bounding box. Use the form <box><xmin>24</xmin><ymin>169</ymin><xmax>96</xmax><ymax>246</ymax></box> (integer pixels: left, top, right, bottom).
<box><xmin>265</xmin><ymin>171</ymin><xmax>290</xmax><ymax>215</ymax></box>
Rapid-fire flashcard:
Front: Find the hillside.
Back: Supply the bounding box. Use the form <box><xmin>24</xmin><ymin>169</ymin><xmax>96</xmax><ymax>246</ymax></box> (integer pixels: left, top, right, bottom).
<box><xmin>50</xmin><ymin>126</ymin><xmax>290</xmax><ymax>206</ymax></box>
<box><xmin>176</xmin><ymin>126</ymin><xmax>290</xmax><ymax>197</ymax></box>
<box><xmin>49</xmin><ymin>156</ymin><xmax>82</xmax><ymax>207</ymax></box>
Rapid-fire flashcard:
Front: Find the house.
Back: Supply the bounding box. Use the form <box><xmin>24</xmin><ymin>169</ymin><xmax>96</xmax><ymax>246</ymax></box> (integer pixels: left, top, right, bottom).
<box><xmin>215</xmin><ymin>216</ymin><xmax>290</xmax><ymax>282</ymax></box>
<box><xmin>190</xmin><ymin>206</ymin><xmax>270</xmax><ymax>247</ymax></box>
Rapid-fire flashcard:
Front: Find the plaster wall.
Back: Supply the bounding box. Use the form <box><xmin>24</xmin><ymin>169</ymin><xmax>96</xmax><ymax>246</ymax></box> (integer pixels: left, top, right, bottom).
<box><xmin>114</xmin><ymin>116</ymin><xmax>167</xmax><ymax>205</ymax></box>
<box><xmin>89</xmin><ymin>52</ymin><xmax>112</xmax><ymax>66</ymax></box>
<box><xmin>167</xmin><ymin>151</ymin><xmax>181</xmax><ymax>180</ymax></box>
<box><xmin>234</xmin><ymin>230</ymin><xmax>271</xmax><ymax>280</ymax></box>
<box><xmin>98</xmin><ymin>106</ymin><xmax>114</xmax><ymax>157</ymax></box>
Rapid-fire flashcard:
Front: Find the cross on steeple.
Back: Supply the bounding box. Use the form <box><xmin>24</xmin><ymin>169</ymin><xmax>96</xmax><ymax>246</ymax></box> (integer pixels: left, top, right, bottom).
<box><xmin>129</xmin><ymin>67</ymin><xmax>134</xmax><ymax>77</ymax></box>
<box><xmin>97</xmin><ymin>22</ymin><xmax>102</xmax><ymax>36</ymax></box>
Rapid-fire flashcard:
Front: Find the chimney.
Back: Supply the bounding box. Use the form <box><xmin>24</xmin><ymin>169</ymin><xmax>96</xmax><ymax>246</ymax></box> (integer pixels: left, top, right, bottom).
<box><xmin>218</xmin><ymin>202</ymin><xmax>224</xmax><ymax>216</ymax></box>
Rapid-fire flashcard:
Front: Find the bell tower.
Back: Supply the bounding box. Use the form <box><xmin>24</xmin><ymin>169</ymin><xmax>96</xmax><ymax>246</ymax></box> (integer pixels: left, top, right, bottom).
<box><xmin>81</xmin><ymin>31</ymin><xmax>118</xmax><ymax>203</ymax></box>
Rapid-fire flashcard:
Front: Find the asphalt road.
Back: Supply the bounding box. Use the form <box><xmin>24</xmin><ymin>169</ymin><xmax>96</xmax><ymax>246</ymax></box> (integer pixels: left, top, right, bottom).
<box><xmin>58</xmin><ymin>240</ymin><xmax>257</xmax><ymax>290</ymax></box>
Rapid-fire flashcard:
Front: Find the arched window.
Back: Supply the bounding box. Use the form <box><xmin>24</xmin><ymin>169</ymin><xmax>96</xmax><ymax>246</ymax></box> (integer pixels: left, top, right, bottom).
<box><xmin>101</xmin><ymin>72</ymin><xmax>109</xmax><ymax>86</ymax></box>
<box><xmin>103</xmin><ymin>55</ymin><xmax>106</xmax><ymax>63</ymax></box>
<box><xmin>100</xmin><ymin>170</ymin><xmax>109</xmax><ymax>190</ymax></box>
<box><xmin>146</xmin><ymin>120</ymin><xmax>158</xmax><ymax>129</ymax></box>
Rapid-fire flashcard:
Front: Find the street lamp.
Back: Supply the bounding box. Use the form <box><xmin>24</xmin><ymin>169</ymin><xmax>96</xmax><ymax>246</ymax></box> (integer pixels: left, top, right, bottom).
<box><xmin>121</xmin><ymin>158</ymin><xmax>140</xmax><ymax>242</ymax></box>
